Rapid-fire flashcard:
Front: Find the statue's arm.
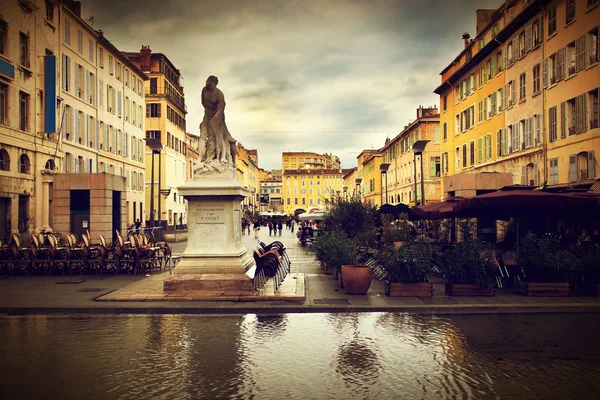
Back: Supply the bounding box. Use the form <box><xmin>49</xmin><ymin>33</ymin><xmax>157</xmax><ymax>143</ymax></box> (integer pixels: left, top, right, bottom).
<box><xmin>212</xmin><ymin>90</ymin><xmax>226</xmax><ymax>121</ymax></box>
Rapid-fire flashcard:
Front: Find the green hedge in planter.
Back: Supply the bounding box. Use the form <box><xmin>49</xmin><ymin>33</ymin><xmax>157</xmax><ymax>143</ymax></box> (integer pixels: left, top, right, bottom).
<box><xmin>313</xmin><ymin>230</ymin><xmax>354</xmax><ymax>270</ymax></box>
<box><xmin>438</xmin><ymin>239</ymin><xmax>498</xmax><ymax>288</ymax></box>
<box><xmin>518</xmin><ymin>233</ymin><xmax>574</xmax><ymax>282</ymax></box>
<box><xmin>378</xmin><ymin>239</ymin><xmax>436</xmax><ymax>283</ymax></box>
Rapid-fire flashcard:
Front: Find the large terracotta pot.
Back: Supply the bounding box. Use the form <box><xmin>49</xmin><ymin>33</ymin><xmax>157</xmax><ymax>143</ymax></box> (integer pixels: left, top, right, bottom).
<box><xmin>341</xmin><ymin>265</ymin><xmax>372</xmax><ymax>295</ymax></box>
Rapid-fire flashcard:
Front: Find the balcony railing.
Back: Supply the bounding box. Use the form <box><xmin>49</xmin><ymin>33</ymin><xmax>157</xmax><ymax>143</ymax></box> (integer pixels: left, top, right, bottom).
<box><xmin>581</xmin><ymin>169</ymin><xmax>589</xmax><ymax>180</ymax></box>
<box><xmin>590</xmin><ymin>54</ymin><xmax>598</xmax><ymax>64</ymax></box>
<box><xmin>591</xmin><ymin>119</ymin><xmax>599</xmax><ymax>129</ymax></box>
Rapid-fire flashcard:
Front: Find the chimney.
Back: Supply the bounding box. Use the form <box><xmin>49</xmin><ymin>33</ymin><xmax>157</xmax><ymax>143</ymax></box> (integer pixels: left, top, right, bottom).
<box><xmin>140</xmin><ymin>45</ymin><xmax>152</xmax><ymax>71</ymax></box>
<box><xmin>462</xmin><ymin>32</ymin><xmax>471</xmax><ymax>49</ymax></box>
<box><xmin>476</xmin><ymin>9</ymin><xmax>496</xmax><ymax>36</ymax></box>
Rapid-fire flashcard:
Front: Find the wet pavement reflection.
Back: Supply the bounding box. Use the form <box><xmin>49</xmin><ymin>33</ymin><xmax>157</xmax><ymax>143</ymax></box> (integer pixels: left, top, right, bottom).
<box><xmin>1</xmin><ymin>313</ymin><xmax>599</xmax><ymax>399</ymax></box>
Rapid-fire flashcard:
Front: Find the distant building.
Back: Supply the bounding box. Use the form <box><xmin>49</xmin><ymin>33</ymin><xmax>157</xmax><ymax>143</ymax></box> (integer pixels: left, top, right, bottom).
<box><xmin>259</xmin><ymin>169</ymin><xmax>283</xmax><ymax>212</ymax></box>
<box><xmin>124</xmin><ymin>45</ymin><xmax>188</xmax><ymax>231</ymax></box>
<box><xmin>236</xmin><ymin>143</ymin><xmax>259</xmax><ymax>214</ymax></box>
<box><xmin>380</xmin><ymin>106</ymin><xmax>441</xmax><ymax>205</ymax></box>
<box><xmin>281</xmin><ymin>151</ymin><xmax>340</xmax><ymax>172</ymax></box>
<box><xmin>282</xmin><ymin>168</ymin><xmax>344</xmax><ymax>215</ymax></box>
<box><xmin>434</xmin><ymin>0</ymin><xmax>599</xmax><ymax>197</ymax></box>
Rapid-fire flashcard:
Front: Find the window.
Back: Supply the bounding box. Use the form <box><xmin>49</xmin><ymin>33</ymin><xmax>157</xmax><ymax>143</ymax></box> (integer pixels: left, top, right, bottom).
<box><xmin>441</xmin><ymin>152</ymin><xmax>448</xmax><ymax>174</ymax></box>
<box><xmin>470</xmin><ymin>141</ymin><xmax>475</xmax><ymax>166</ymax></box>
<box><xmin>0</xmin><ymin>149</ymin><xmax>9</xmax><ymax>171</ymax></box>
<box><xmin>19</xmin><ymin>32</ymin><xmax>29</xmax><ymax>67</ymax></box>
<box><xmin>566</xmin><ymin>0</ymin><xmax>576</xmax><ymax>24</ymax></box>
<box><xmin>99</xmin><ymin>48</ymin><xmax>104</xmax><ymax>68</ymax></box>
<box><xmin>477</xmin><ymin>137</ymin><xmax>483</xmax><ymax>163</ymax></box>
<box><xmin>109</xmin><ymin>55</ymin><xmax>114</xmax><ymax>74</ymax></box>
<box><xmin>533</xmin><ymin>19</ymin><xmax>541</xmax><ymax>47</ymax></box>
<box><xmin>150</xmin><ymin>78</ymin><xmax>157</xmax><ymax>94</ymax></box>
<box><xmin>88</xmin><ymin>39</ymin><xmax>94</xmax><ymax>63</ymax></box>
<box><xmin>443</xmin><ymin>95</ymin><xmax>447</xmax><ymax>112</ymax></box>
<box><xmin>455</xmin><ymin>147</ymin><xmax>460</xmax><ymax>171</ymax></box>
<box><xmin>77</xmin><ymin>30</ymin><xmax>83</xmax><ymax>55</ymax></box>
<box><xmin>590</xmin><ymin>89</ymin><xmax>599</xmax><ymax>129</ymax></box>
<box><xmin>533</xmin><ymin>64</ymin><xmax>541</xmax><ymax>94</ymax></box>
<box><xmin>443</xmin><ymin>122</ymin><xmax>447</xmax><ymax>141</ymax></box>
<box><xmin>0</xmin><ymin>82</ymin><xmax>7</xmax><ymax>125</ymax></box>
<box><xmin>549</xmin><ymin>106</ymin><xmax>557</xmax><ymax>142</ymax></box>
<box><xmin>45</xmin><ymin>1</ymin><xmax>54</xmax><ymax>22</ymax></box>
<box><xmin>589</xmin><ymin>26</ymin><xmax>599</xmax><ymax>64</ymax></box>
<box><xmin>549</xmin><ymin>158</ymin><xmax>559</xmax><ymax>185</ymax></box>
<box><xmin>433</xmin><ymin>126</ymin><xmax>440</xmax><ymax>144</ymax></box>
<box><xmin>519</xmin><ymin>72</ymin><xmax>526</xmax><ymax>101</ymax></box>
<box><xmin>547</xmin><ymin>4</ymin><xmax>557</xmax><ymax>36</ymax></box>
<box><xmin>575</xmin><ymin>34</ymin><xmax>587</xmax><ymax>72</ymax></box>
<box><xmin>462</xmin><ymin>144</ymin><xmax>467</xmax><ymax>168</ymax></box>
<box><xmin>64</xmin><ymin>18</ymin><xmax>70</xmax><ymax>45</ymax></box>
<box><xmin>478</xmin><ymin>101</ymin><xmax>483</xmax><ymax>123</ymax></box>
<box><xmin>19</xmin><ymin>154</ymin><xmax>30</xmax><ymax>174</ymax></box>
<box><xmin>430</xmin><ymin>156</ymin><xmax>441</xmax><ymax>178</ymax></box>
<box><xmin>146</xmin><ymin>130</ymin><xmax>161</xmax><ymax>140</ymax></box>
<box><xmin>19</xmin><ymin>91</ymin><xmax>29</xmax><ymax>131</ymax></box>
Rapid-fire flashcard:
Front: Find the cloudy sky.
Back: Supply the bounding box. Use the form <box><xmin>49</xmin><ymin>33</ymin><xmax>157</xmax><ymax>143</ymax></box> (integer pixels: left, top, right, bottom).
<box><xmin>80</xmin><ymin>0</ymin><xmax>501</xmax><ymax>170</ymax></box>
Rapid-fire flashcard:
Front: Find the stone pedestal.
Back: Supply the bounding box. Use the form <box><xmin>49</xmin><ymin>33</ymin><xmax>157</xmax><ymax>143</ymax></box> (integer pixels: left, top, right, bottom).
<box><xmin>163</xmin><ymin>167</ymin><xmax>256</xmax><ymax>291</ymax></box>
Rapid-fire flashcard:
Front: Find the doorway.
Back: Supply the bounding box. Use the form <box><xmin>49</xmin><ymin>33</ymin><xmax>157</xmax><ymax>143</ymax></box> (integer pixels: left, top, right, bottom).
<box><xmin>112</xmin><ymin>191</ymin><xmax>121</xmax><ymax>242</ymax></box>
<box><xmin>70</xmin><ymin>190</ymin><xmax>90</xmax><ymax>237</ymax></box>
<box><xmin>0</xmin><ymin>198</ymin><xmax>10</xmax><ymax>241</ymax></box>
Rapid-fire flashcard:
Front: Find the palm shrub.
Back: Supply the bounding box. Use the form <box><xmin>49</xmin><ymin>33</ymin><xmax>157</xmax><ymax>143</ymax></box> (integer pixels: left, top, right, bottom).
<box><xmin>377</xmin><ymin>239</ymin><xmax>436</xmax><ymax>283</ymax></box>
<box><xmin>439</xmin><ymin>239</ymin><xmax>498</xmax><ymax>288</ymax></box>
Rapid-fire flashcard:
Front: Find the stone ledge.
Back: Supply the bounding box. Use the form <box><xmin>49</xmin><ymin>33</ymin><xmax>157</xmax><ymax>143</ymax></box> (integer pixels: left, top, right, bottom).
<box><xmin>163</xmin><ymin>273</ymin><xmax>254</xmax><ymax>291</ymax></box>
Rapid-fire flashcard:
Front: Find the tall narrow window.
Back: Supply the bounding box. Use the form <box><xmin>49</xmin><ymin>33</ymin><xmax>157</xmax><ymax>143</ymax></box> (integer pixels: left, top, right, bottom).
<box><xmin>150</xmin><ymin>78</ymin><xmax>158</xmax><ymax>94</ymax></box>
<box><xmin>19</xmin><ymin>32</ymin><xmax>29</xmax><ymax>67</ymax></box>
<box><xmin>566</xmin><ymin>0</ymin><xmax>576</xmax><ymax>24</ymax></box>
<box><xmin>547</xmin><ymin>4</ymin><xmax>557</xmax><ymax>36</ymax></box>
<box><xmin>45</xmin><ymin>1</ymin><xmax>54</xmax><ymax>22</ymax></box>
<box><xmin>0</xmin><ymin>82</ymin><xmax>7</xmax><ymax>125</ymax></box>
<box><xmin>532</xmin><ymin>64</ymin><xmax>541</xmax><ymax>94</ymax></box>
<box><xmin>549</xmin><ymin>106</ymin><xmax>557</xmax><ymax>142</ymax></box>
<box><xmin>77</xmin><ymin>30</ymin><xmax>83</xmax><ymax>55</ymax></box>
<box><xmin>19</xmin><ymin>91</ymin><xmax>29</xmax><ymax>131</ymax></box>
<box><xmin>519</xmin><ymin>73</ymin><xmax>526</xmax><ymax>101</ymax></box>
<box><xmin>64</xmin><ymin>18</ymin><xmax>70</xmax><ymax>45</ymax></box>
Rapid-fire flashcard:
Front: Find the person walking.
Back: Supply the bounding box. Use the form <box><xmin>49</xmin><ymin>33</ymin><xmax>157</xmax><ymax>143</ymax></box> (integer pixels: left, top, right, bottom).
<box><xmin>268</xmin><ymin>221</ymin><xmax>273</xmax><ymax>236</ymax></box>
<box><xmin>253</xmin><ymin>220</ymin><xmax>260</xmax><ymax>239</ymax></box>
<box><xmin>291</xmin><ymin>219</ymin><xmax>295</xmax><ymax>233</ymax></box>
<box><xmin>277</xmin><ymin>221</ymin><xmax>283</xmax><ymax>236</ymax></box>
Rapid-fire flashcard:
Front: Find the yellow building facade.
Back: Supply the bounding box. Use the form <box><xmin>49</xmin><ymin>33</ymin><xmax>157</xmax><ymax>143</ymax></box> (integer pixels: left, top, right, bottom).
<box><xmin>281</xmin><ymin>151</ymin><xmax>340</xmax><ymax>172</ymax></box>
<box><xmin>282</xmin><ymin>168</ymin><xmax>344</xmax><ymax>215</ymax></box>
<box><xmin>380</xmin><ymin>106</ymin><xmax>441</xmax><ymax>206</ymax></box>
<box><xmin>0</xmin><ymin>0</ymin><xmax>149</xmax><ymax>241</ymax></box>
<box><xmin>544</xmin><ymin>0</ymin><xmax>599</xmax><ymax>188</ymax></box>
<box><xmin>124</xmin><ymin>46</ymin><xmax>188</xmax><ymax>231</ymax></box>
<box><xmin>356</xmin><ymin>150</ymin><xmax>382</xmax><ymax>207</ymax></box>
<box><xmin>435</xmin><ymin>0</ymin><xmax>599</xmax><ymax>197</ymax></box>
<box><xmin>235</xmin><ymin>143</ymin><xmax>259</xmax><ymax>214</ymax></box>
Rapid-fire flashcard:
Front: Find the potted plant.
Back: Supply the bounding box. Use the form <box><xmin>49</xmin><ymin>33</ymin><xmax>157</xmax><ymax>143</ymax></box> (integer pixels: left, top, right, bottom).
<box><xmin>325</xmin><ymin>195</ymin><xmax>378</xmax><ymax>295</ymax></box>
<box><xmin>570</xmin><ymin>242</ymin><xmax>600</xmax><ymax>296</ymax></box>
<box><xmin>517</xmin><ymin>233</ymin><xmax>571</xmax><ymax>296</ymax></box>
<box><xmin>438</xmin><ymin>238</ymin><xmax>498</xmax><ymax>296</ymax></box>
<box><xmin>313</xmin><ymin>230</ymin><xmax>354</xmax><ymax>282</ymax></box>
<box><xmin>377</xmin><ymin>238</ymin><xmax>436</xmax><ymax>297</ymax></box>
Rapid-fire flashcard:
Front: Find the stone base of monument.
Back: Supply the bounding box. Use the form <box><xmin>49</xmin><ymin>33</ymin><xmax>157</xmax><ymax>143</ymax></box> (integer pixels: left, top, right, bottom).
<box><xmin>161</xmin><ymin>167</ymin><xmax>258</xmax><ymax>296</ymax></box>
<box><xmin>164</xmin><ymin>274</ymin><xmax>254</xmax><ymax>292</ymax></box>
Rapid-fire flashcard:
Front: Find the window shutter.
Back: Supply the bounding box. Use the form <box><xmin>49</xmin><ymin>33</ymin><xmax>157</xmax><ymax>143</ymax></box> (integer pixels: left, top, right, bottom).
<box><xmin>588</xmin><ymin>151</ymin><xmax>596</xmax><ymax>179</ymax></box>
<box><xmin>534</xmin><ymin>163</ymin><xmax>539</xmax><ymax>186</ymax></box>
<box><xmin>560</xmin><ymin>102</ymin><xmax>566</xmax><ymax>138</ymax></box>
<box><xmin>542</xmin><ymin>59</ymin><xmax>548</xmax><ymax>88</ymax></box>
<box><xmin>525</xmin><ymin>25</ymin><xmax>532</xmax><ymax>52</ymax></box>
<box><xmin>582</xmin><ymin>94</ymin><xmax>588</xmax><ymax>132</ymax></box>
<box><xmin>74</xmin><ymin>63</ymin><xmax>79</xmax><ymax>96</ymax></box>
<box><xmin>95</xmin><ymin>120</ymin><xmax>100</xmax><ymax>150</ymax></box>
<box><xmin>521</xmin><ymin>165</ymin><xmax>527</xmax><ymax>185</ymax></box>
<box><xmin>569</xmin><ymin>155</ymin><xmax>577</xmax><ymax>182</ymax></box>
<box><xmin>84</xmin><ymin>70</ymin><xmax>89</xmax><ymax>103</ymax></box>
<box><xmin>71</xmin><ymin>156</ymin><xmax>76</xmax><ymax>174</ymax></box>
<box><xmin>511</xmin><ymin>83</ymin><xmax>516</xmax><ymax>106</ymax></box>
<box><xmin>61</xmin><ymin>106</ymin><xmax>67</xmax><ymax>141</ymax></box>
<box><xmin>61</xmin><ymin>54</ymin><xmax>67</xmax><ymax>90</ymax></box>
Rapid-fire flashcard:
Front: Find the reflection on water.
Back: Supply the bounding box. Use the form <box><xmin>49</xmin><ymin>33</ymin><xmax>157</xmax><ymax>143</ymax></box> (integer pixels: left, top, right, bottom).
<box><xmin>1</xmin><ymin>313</ymin><xmax>599</xmax><ymax>400</ymax></box>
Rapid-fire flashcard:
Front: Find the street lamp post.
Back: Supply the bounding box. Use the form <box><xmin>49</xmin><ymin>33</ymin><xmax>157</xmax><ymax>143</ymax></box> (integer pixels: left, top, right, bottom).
<box><xmin>379</xmin><ymin>163</ymin><xmax>390</xmax><ymax>205</ymax></box>
<box><xmin>144</xmin><ymin>138</ymin><xmax>163</xmax><ymax>228</ymax></box>
<box><xmin>411</xmin><ymin>140</ymin><xmax>430</xmax><ymax>206</ymax></box>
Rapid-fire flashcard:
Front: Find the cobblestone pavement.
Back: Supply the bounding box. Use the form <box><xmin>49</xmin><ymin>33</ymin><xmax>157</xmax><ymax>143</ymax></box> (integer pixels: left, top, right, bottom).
<box><xmin>1</xmin><ymin>226</ymin><xmax>600</xmax><ymax>315</ymax></box>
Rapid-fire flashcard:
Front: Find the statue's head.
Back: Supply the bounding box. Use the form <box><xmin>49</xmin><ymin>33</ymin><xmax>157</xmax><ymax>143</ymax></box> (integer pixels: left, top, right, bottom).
<box><xmin>206</xmin><ymin>75</ymin><xmax>219</xmax><ymax>89</ymax></box>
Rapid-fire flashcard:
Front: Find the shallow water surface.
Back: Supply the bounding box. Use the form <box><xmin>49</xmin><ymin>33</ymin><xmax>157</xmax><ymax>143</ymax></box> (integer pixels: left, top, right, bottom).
<box><xmin>1</xmin><ymin>313</ymin><xmax>599</xmax><ymax>399</ymax></box>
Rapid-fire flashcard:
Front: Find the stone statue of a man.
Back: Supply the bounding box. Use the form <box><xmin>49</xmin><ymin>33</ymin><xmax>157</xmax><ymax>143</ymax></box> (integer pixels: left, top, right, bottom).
<box><xmin>195</xmin><ymin>75</ymin><xmax>237</xmax><ymax>173</ymax></box>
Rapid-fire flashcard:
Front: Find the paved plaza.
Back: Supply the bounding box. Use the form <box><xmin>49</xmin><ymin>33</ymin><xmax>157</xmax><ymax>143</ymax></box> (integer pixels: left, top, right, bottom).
<box><xmin>1</xmin><ymin>226</ymin><xmax>600</xmax><ymax>315</ymax></box>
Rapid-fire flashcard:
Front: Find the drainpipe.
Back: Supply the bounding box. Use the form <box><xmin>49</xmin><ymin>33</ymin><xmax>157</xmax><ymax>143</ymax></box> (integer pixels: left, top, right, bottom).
<box><xmin>540</xmin><ymin>4</ymin><xmax>547</xmax><ymax>186</ymax></box>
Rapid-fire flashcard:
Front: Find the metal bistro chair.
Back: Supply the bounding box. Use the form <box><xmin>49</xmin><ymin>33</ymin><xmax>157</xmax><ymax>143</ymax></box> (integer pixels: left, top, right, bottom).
<box><xmin>66</xmin><ymin>234</ymin><xmax>86</xmax><ymax>275</ymax></box>
<box><xmin>82</xmin><ymin>234</ymin><xmax>103</xmax><ymax>274</ymax></box>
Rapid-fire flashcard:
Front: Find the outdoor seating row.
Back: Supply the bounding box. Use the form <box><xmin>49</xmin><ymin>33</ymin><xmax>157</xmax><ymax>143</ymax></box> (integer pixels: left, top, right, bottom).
<box><xmin>253</xmin><ymin>240</ymin><xmax>291</xmax><ymax>292</ymax></box>
<box><xmin>0</xmin><ymin>230</ymin><xmax>177</xmax><ymax>276</ymax></box>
